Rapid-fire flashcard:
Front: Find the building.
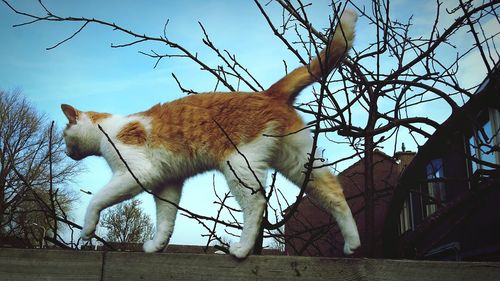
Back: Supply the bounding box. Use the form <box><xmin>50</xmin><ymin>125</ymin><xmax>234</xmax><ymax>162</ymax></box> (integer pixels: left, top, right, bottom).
<box><xmin>285</xmin><ymin>150</ymin><xmax>414</xmax><ymax>257</ymax></box>
<box><xmin>382</xmin><ymin>68</ymin><xmax>500</xmax><ymax>261</ymax></box>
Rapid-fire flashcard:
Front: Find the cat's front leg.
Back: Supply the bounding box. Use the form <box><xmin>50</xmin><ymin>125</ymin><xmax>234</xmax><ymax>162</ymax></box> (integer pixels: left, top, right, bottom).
<box><xmin>143</xmin><ymin>181</ymin><xmax>183</xmax><ymax>253</ymax></box>
<box><xmin>81</xmin><ymin>172</ymin><xmax>142</xmax><ymax>240</ymax></box>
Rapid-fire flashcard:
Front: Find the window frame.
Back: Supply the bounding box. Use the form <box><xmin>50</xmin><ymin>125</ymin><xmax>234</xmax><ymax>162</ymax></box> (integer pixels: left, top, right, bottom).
<box><xmin>424</xmin><ymin>158</ymin><xmax>446</xmax><ymax>217</ymax></box>
<box><xmin>467</xmin><ymin>108</ymin><xmax>500</xmax><ymax>175</ymax></box>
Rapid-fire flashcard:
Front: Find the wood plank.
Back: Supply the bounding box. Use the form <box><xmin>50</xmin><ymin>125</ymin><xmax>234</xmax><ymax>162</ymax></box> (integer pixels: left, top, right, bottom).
<box><xmin>1</xmin><ymin>248</ymin><xmax>499</xmax><ymax>281</ymax></box>
<box><xmin>366</xmin><ymin>259</ymin><xmax>500</xmax><ymax>281</ymax></box>
<box><xmin>0</xmin><ymin>248</ymin><xmax>102</xmax><ymax>281</ymax></box>
<box><xmin>103</xmin><ymin>252</ymin><xmax>358</xmax><ymax>281</ymax></box>
<box><xmin>103</xmin><ymin>251</ymin><xmax>500</xmax><ymax>281</ymax></box>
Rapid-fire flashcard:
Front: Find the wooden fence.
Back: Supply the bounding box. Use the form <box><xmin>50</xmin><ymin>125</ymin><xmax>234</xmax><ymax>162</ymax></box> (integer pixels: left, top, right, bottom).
<box><xmin>0</xmin><ymin>248</ymin><xmax>499</xmax><ymax>281</ymax></box>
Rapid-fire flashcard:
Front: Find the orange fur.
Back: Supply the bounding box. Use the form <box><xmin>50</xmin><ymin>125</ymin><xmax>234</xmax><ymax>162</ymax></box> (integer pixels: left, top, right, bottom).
<box><xmin>87</xmin><ymin>111</ymin><xmax>111</xmax><ymax>123</ymax></box>
<box><xmin>265</xmin><ymin>11</ymin><xmax>355</xmax><ymax>104</ymax></box>
<box><xmin>117</xmin><ymin>121</ymin><xmax>147</xmax><ymax>145</ymax></box>
<box><xmin>308</xmin><ymin>171</ymin><xmax>349</xmax><ymax>213</ymax></box>
<box><xmin>139</xmin><ymin>92</ymin><xmax>304</xmax><ymax>160</ymax></box>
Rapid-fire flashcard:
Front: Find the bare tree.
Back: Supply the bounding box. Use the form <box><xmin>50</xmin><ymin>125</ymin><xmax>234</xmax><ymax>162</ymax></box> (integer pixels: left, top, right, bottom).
<box><xmin>3</xmin><ymin>0</ymin><xmax>498</xmax><ymax>256</ymax></box>
<box><xmin>272</xmin><ymin>0</ymin><xmax>499</xmax><ymax>256</ymax></box>
<box><xmin>100</xmin><ymin>199</ymin><xmax>154</xmax><ymax>243</ymax></box>
<box><xmin>0</xmin><ymin>90</ymin><xmax>81</xmax><ymax>247</ymax></box>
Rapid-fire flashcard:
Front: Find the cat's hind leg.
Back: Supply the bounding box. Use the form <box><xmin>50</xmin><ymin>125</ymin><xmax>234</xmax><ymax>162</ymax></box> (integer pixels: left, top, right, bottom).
<box><xmin>305</xmin><ymin>169</ymin><xmax>360</xmax><ymax>255</ymax></box>
<box><xmin>273</xmin><ymin>131</ymin><xmax>360</xmax><ymax>255</ymax></box>
<box><xmin>143</xmin><ymin>180</ymin><xmax>183</xmax><ymax>253</ymax></box>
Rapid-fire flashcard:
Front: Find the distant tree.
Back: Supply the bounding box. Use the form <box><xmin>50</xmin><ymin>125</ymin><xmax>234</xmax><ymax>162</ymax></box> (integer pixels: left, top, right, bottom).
<box><xmin>0</xmin><ymin>90</ymin><xmax>80</xmax><ymax>247</ymax></box>
<box><xmin>100</xmin><ymin>199</ymin><xmax>155</xmax><ymax>243</ymax></box>
<box><xmin>267</xmin><ymin>234</ymin><xmax>285</xmax><ymax>253</ymax></box>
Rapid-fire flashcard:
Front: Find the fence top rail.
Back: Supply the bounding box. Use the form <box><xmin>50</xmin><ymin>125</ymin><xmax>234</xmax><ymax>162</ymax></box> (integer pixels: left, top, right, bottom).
<box><xmin>1</xmin><ymin>248</ymin><xmax>499</xmax><ymax>281</ymax></box>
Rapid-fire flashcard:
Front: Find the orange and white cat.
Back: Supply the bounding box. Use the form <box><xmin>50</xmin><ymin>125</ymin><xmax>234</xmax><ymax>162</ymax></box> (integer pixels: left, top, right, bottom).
<box><xmin>62</xmin><ymin>10</ymin><xmax>359</xmax><ymax>258</ymax></box>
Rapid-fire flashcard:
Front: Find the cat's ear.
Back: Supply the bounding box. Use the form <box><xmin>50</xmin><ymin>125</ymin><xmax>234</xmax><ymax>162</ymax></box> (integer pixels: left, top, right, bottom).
<box><xmin>61</xmin><ymin>104</ymin><xmax>80</xmax><ymax>124</ymax></box>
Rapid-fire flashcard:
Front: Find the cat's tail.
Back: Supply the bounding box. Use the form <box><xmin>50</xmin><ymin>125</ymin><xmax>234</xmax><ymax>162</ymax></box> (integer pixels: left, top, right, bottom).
<box><xmin>264</xmin><ymin>10</ymin><xmax>357</xmax><ymax>104</ymax></box>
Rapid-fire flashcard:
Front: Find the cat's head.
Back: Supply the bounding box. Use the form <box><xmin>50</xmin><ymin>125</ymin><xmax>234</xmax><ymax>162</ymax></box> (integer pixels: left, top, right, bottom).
<box><xmin>61</xmin><ymin>104</ymin><xmax>104</xmax><ymax>160</ymax></box>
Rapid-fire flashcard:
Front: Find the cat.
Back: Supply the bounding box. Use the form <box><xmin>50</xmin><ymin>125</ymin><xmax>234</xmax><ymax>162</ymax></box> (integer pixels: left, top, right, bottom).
<box><xmin>61</xmin><ymin>10</ymin><xmax>360</xmax><ymax>259</ymax></box>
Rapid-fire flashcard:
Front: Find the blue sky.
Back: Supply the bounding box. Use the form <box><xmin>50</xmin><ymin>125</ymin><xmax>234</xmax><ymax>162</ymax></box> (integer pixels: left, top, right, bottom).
<box><xmin>1</xmin><ymin>0</ymin><xmax>497</xmax><ymax>247</ymax></box>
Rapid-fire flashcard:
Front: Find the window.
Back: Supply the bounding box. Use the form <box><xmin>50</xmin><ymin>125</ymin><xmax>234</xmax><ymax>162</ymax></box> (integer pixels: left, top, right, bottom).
<box><xmin>425</xmin><ymin>159</ymin><xmax>446</xmax><ymax>216</ymax></box>
<box><xmin>468</xmin><ymin>108</ymin><xmax>500</xmax><ymax>173</ymax></box>
<box><xmin>399</xmin><ymin>194</ymin><xmax>414</xmax><ymax>234</ymax></box>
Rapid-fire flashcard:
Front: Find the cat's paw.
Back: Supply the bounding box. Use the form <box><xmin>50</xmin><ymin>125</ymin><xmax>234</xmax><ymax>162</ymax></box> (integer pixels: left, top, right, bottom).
<box><xmin>143</xmin><ymin>239</ymin><xmax>167</xmax><ymax>253</ymax></box>
<box><xmin>229</xmin><ymin>242</ymin><xmax>251</xmax><ymax>259</ymax></box>
<box><xmin>81</xmin><ymin>210</ymin><xmax>99</xmax><ymax>240</ymax></box>
<box><xmin>343</xmin><ymin>235</ymin><xmax>361</xmax><ymax>255</ymax></box>
<box><xmin>80</xmin><ymin>227</ymin><xmax>95</xmax><ymax>240</ymax></box>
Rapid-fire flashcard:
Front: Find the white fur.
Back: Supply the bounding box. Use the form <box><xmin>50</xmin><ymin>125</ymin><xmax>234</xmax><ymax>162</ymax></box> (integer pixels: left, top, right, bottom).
<box><xmin>272</xmin><ymin>130</ymin><xmax>361</xmax><ymax>255</ymax></box>
<box><xmin>143</xmin><ymin>181</ymin><xmax>183</xmax><ymax>253</ymax></box>
<box><xmin>67</xmin><ymin>114</ymin><xmax>157</xmax><ymax>239</ymax></box>
<box><xmin>221</xmin><ymin>126</ymin><xmax>277</xmax><ymax>258</ymax></box>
